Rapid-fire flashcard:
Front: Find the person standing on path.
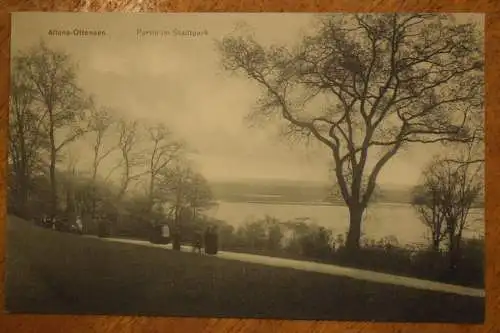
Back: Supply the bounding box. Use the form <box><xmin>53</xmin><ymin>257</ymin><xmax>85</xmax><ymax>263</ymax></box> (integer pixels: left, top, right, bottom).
<box><xmin>204</xmin><ymin>226</ymin><xmax>219</xmax><ymax>255</ymax></box>
<box><xmin>172</xmin><ymin>225</ymin><xmax>181</xmax><ymax>250</ymax></box>
<box><xmin>203</xmin><ymin>226</ymin><xmax>211</xmax><ymax>254</ymax></box>
<box><xmin>212</xmin><ymin>226</ymin><xmax>219</xmax><ymax>254</ymax></box>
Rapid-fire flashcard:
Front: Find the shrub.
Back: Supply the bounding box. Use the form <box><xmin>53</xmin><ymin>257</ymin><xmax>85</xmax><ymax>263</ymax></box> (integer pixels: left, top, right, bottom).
<box><xmin>331</xmin><ymin>236</ymin><xmax>484</xmax><ymax>288</ymax></box>
<box><xmin>231</xmin><ymin>216</ymin><xmax>285</xmax><ymax>251</ymax></box>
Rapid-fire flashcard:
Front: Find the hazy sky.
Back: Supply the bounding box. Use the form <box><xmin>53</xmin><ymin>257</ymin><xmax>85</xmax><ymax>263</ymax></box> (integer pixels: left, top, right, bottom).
<box><xmin>11</xmin><ymin>13</ymin><xmax>484</xmax><ymax>186</ymax></box>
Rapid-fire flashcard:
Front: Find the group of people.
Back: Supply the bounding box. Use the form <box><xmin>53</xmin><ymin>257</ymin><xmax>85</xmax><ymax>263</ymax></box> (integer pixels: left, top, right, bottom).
<box><xmin>38</xmin><ymin>214</ymin><xmax>83</xmax><ymax>234</ymax></box>
<box><xmin>152</xmin><ymin>222</ymin><xmax>221</xmax><ymax>254</ymax></box>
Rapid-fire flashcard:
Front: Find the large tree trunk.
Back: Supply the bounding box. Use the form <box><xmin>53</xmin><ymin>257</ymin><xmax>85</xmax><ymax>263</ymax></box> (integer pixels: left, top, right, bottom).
<box><xmin>449</xmin><ymin>226</ymin><xmax>465</xmax><ymax>271</ymax></box>
<box><xmin>148</xmin><ymin>172</ymin><xmax>155</xmax><ymax>213</ymax></box>
<box><xmin>91</xmin><ymin>149</ymin><xmax>99</xmax><ymax>219</ymax></box>
<box><xmin>48</xmin><ymin>106</ymin><xmax>58</xmax><ymax>218</ymax></box>
<box><xmin>432</xmin><ymin>219</ymin><xmax>441</xmax><ymax>251</ymax></box>
<box><xmin>18</xmin><ymin>120</ymin><xmax>29</xmax><ymax>216</ymax></box>
<box><xmin>49</xmin><ymin>143</ymin><xmax>57</xmax><ymax>218</ymax></box>
<box><xmin>11</xmin><ymin>119</ymin><xmax>33</xmax><ymax>218</ymax></box>
<box><xmin>446</xmin><ymin>219</ymin><xmax>459</xmax><ymax>271</ymax></box>
<box><xmin>448</xmin><ymin>235</ymin><xmax>459</xmax><ymax>271</ymax></box>
<box><xmin>15</xmin><ymin>170</ymin><xmax>29</xmax><ymax>216</ymax></box>
<box><xmin>345</xmin><ymin>205</ymin><xmax>364</xmax><ymax>251</ymax></box>
<box><xmin>432</xmin><ymin>237</ymin><xmax>440</xmax><ymax>252</ymax></box>
<box><xmin>91</xmin><ymin>194</ymin><xmax>96</xmax><ymax>219</ymax></box>
<box><xmin>90</xmin><ymin>180</ymin><xmax>97</xmax><ymax>220</ymax></box>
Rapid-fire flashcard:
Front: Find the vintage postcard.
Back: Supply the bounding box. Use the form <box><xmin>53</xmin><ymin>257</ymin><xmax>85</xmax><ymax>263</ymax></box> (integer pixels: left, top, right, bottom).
<box><xmin>6</xmin><ymin>12</ymin><xmax>485</xmax><ymax>322</ymax></box>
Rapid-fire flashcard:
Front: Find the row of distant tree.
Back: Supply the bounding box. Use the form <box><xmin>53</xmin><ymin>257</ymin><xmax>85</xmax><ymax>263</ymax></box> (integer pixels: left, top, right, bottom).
<box><xmin>8</xmin><ymin>41</ymin><xmax>217</xmax><ymax>235</ymax></box>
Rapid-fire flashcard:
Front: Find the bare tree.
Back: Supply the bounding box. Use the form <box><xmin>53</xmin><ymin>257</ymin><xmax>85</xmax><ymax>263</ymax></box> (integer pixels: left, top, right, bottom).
<box><xmin>218</xmin><ymin>14</ymin><xmax>483</xmax><ymax>251</ymax></box>
<box><xmin>414</xmin><ymin>153</ymin><xmax>482</xmax><ymax>268</ymax></box>
<box><xmin>8</xmin><ymin>55</ymin><xmax>48</xmax><ymax>215</ymax></box>
<box><xmin>98</xmin><ymin>118</ymin><xmax>147</xmax><ymax>236</ymax></box>
<box><xmin>157</xmin><ymin>164</ymin><xmax>214</xmax><ymax>226</ymax></box>
<box><xmin>62</xmin><ymin>150</ymin><xmax>80</xmax><ymax>219</ymax></box>
<box><xmin>183</xmin><ymin>172</ymin><xmax>217</xmax><ymax>221</ymax></box>
<box><xmin>87</xmin><ymin>106</ymin><xmax>117</xmax><ymax>217</ymax></box>
<box><xmin>158</xmin><ymin>165</ymin><xmax>192</xmax><ymax>226</ymax></box>
<box><xmin>412</xmin><ymin>181</ymin><xmax>447</xmax><ymax>252</ymax></box>
<box><xmin>145</xmin><ymin>124</ymin><xmax>184</xmax><ymax>211</ymax></box>
<box><xmin>115</xmin><ymin>119</ymin><xmax>142</xmax><ymax>199</ymax></box>
<box><xmin>16</xmin><ymin>40</ymin><xmax>92</xmax><ymax>217</ymax></box>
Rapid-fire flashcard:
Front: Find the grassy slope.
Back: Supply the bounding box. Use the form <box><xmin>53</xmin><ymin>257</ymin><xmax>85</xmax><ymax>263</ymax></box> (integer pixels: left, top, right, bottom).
<box><xmin>5</xmin><ymin>216</ymin><xmax>484</xmax><ymax>322</ymax></box>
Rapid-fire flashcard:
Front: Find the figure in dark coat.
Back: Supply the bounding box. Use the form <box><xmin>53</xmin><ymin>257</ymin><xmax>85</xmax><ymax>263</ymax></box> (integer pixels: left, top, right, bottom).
<box><xmin>204</xmin><ymin>226</ymin><xmax>219</xmax><ymax>255</ymax></box>
<box><xmin>203</xmin><ymin>226</ymin><xmax>211</xmax><ymax>254</ymax></box>
<box><xmin>172</xmin><ymin>226</ymin><xmax>181</xmax><ymax>251</ymax></box>
<box><xmin>211</xmin><ymin>226</ymin><xmax>219</xmax><ymax>254</ymax></box>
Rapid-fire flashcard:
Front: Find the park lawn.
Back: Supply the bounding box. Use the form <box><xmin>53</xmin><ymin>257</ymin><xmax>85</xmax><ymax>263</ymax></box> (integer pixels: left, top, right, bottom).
<box><xmin>5</xmin><ymin>215</ymin><xmax>484</xmax><ymax>322</ymax></box>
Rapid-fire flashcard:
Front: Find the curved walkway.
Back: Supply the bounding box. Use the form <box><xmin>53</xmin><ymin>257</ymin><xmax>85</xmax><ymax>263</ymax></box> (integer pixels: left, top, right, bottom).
<box><xmin>85</xmin><ymin>235</ymin><xmax>485</xmax><ymax>299</ymax></box>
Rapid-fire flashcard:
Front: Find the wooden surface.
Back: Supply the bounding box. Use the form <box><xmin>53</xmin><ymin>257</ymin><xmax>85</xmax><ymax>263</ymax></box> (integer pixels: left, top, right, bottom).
<box><xmin>0</xmin><ymin>1</ymin><xmax>498</xmax><ymax>332</ymax></box>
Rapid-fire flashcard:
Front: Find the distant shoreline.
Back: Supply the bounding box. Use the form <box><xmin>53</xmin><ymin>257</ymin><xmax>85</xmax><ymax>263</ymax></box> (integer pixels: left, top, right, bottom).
<box><xmin>239</xmin><ymin>200</ymin><xmax>345</xmax><ymax>207</ymax></box>
<box><xmin>216</xmin><ymin>199</ymin><xmax>396</xmax><ymax>207</ymax></box>
<box><xmin>214</xmin><ymin>199</ymin><xmax>484</xmax><ymax>209</ymax></box>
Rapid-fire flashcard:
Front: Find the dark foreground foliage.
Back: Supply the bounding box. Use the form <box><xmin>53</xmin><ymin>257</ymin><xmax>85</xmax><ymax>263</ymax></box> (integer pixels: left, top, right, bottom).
<box><xmin>6</xmin><ymin>216</ymin><xmax>483</xmax><ymax>322</ymax></box>
<box><xmin>216</xmin><ymin>217</ymin><xmax>484</xmax><ymax>289</ymax></box>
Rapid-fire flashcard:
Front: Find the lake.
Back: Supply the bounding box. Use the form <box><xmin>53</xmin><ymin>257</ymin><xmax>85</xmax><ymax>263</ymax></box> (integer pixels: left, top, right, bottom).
<box><xmin>206</xmin><ymin>201</ymin><xmax>485</xmax><ymax>247</ymax></box>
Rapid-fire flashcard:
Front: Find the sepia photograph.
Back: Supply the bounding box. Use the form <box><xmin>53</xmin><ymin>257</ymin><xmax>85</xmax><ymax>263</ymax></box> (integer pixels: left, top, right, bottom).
<box><xmin>6</xmin><ymin>12</ymin><xmax>485</xmax><ymax>322</ymax></box>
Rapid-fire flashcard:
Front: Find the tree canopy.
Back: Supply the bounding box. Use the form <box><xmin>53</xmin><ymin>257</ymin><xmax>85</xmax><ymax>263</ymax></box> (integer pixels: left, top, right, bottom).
<box><xmin>218</xmin><ymin>13</ymin><xmax>484</xmax><ymax>250</ymax></box>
